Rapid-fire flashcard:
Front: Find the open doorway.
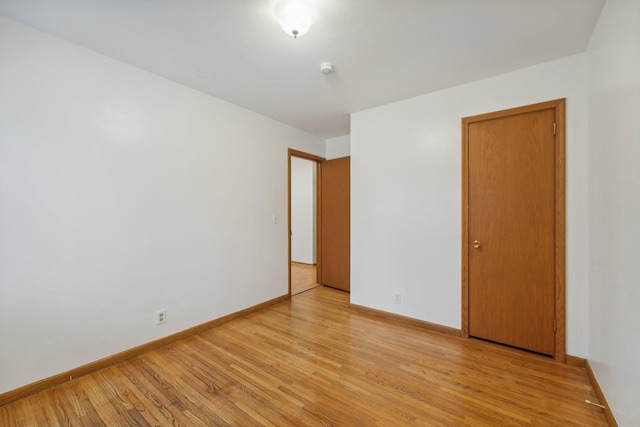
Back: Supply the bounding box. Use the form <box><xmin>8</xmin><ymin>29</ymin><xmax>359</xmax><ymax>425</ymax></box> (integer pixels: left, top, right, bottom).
<box><xmin>288</xmin><ymin>150</ymin><xmax>323</xmax><ymax>295</ymax></box>
<box><xmin>288</xmin><ymin>149</ymin><xmax>351</xmax><ymax>295</ymax></box>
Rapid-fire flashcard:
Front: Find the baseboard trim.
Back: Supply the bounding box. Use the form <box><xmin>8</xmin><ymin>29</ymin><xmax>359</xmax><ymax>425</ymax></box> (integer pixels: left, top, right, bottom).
<box><xmin>565</xmin><ymin>354</ymin><xmax>587</xmax><ymax>367</ymax></box>
<box><xmin>350</xmin><ymin>303</ymin><xmax>462</xmax><ymax>337</ymax></box>
<box><xmin>0</xmin><ymin>293</ymin><xmax>290</xmax><ymax>407</ymax></box>
<box><xmin>584</xmin><ymin>359</ymin><xmax>618</xmax><ymax>427</ymax></box>
<box><xmin>291</xmin><ymin>261</ymin><xmax>316</xmax><ymax>267</ymax></box>
<box><xmin>566</xmin><ymin>355</ymin><xmax>618</xmax><ymax>427</ymax></box>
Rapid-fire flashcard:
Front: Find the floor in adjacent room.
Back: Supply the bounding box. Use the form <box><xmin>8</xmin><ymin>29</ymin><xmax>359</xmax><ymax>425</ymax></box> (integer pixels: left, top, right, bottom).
<box><xmin>291</xmin><ymin>262</ymin><xmax>319</xmax><ymax>295</ymax></box>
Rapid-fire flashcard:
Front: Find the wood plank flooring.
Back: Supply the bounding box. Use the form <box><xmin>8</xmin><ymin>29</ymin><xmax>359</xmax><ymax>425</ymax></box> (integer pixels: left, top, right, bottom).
<box><xmin>291</xmin><ymin>262</ymin><xmax>318</xmax><ymax>295</ymax></box>
<box><xmin>0</xmin><ymin>286</ymin><xmax>607</xmax><ymax>426</ymax></box>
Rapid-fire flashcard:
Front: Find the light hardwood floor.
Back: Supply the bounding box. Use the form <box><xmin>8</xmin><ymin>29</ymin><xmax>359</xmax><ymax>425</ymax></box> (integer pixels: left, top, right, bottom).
<box><xmin>0</xmin><ymin>286</ymin><xmax>607</xmax><ymax>426</ymax></box>
<box><xmin>291</xmin><ymin>262</ymin><xmax>319</xmax><ymax>295</ymax></box>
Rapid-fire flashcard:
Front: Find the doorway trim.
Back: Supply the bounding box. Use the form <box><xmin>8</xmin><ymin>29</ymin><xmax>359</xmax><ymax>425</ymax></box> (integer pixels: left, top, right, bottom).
<box><xmin>461</xmin><ymin>99</ymin><xmax>566</xmax><ymax>362</ymax></box>
<box><xmin>288</xmin><ymin>149</ymin><xmax>325</xmax><ymax>296</ymax></box>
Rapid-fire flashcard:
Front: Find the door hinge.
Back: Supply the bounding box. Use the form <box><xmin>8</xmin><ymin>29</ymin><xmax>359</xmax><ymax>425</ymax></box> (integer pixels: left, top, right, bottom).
<box><xmin>553</xmin><ymin>319</ymin><xmax>557</xmax><ymax>333</ymax></box>
<box><xmin>553</xmin><ymin>122</ymin><xmax>557</xmax><ymax>136</ymax></box>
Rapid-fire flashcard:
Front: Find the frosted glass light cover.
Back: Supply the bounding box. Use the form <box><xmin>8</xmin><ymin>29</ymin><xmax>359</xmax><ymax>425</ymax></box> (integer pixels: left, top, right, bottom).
<box><xmin>274</xmin><ymin>0</ymin><xmax>316</xmax><ymax>38</ymax></box>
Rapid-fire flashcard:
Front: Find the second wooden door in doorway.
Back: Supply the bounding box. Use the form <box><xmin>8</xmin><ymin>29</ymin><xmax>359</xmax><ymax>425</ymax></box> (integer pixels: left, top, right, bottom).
<box><xmin>320</xmin><ymin>157</ymin><xmax>350</xmax><ymax>292</ymax></box>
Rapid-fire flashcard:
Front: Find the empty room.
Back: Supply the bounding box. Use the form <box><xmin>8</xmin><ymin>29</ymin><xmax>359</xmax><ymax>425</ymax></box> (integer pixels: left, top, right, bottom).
<box><xmin>0</xmin><ymin>0</ymin><xmax>638</xmax><ymax>425</ymax></box>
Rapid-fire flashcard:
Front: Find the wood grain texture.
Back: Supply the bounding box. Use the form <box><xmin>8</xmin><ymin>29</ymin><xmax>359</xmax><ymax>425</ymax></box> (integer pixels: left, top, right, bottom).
<box><xmin>0</xmin><ymin>286</ymin><xmax>608</xmax><ymax>426</ymax></box>
<box><xmin>0</xmin><ymin>293</ymin><xmax>288</xmax><ymax>408</ymax></box>
<box><xmin>469</xmin><ymin>108</ymin><xmax>556</xmax><ymax>355</ymax></box>
<box><xmin>566</xmin><ymin>353</ymin><xmax>615</xmax><ymax>424</ymax></box>
<box><xmin>320</xmin><ymin>157</ymin><xmax>350</xmax><ymax>292</ymax></box>
<box><xmin>350</xmin><ymin>303</ymin><xmax>462</xmax><ymax>337</ymax></box>
<box><xmin>462</xmin><ymin>99</ymin><xmax>566</xmax><ymax>360</ymax></box>
<box><xmin>291</xmin><ymin>262</ymin><xmax>319</xmax><ymax>295</ymax></box>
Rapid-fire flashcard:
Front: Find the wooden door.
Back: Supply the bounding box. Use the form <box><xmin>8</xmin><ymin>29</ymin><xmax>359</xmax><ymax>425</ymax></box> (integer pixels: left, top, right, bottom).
<box><xmin>320</xmin><ymin>157</ymin><xmax>350</xmax><ymax>292</ymax></box>
<box><xmin>463</xmin><ymin>100</ymin><xmax>565</xmax><ymax>357</ymax></box>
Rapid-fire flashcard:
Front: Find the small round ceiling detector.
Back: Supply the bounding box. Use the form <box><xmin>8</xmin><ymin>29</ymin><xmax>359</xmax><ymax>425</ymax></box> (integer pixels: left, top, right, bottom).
<box><xmin>320</xmin><ymin>63</ymin><xmax>334</xmax><ymax>75</ymax></box>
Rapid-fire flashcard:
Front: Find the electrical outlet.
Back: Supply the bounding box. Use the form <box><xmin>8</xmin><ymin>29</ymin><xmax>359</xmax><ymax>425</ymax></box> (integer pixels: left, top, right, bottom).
<box><xmin>156</xmin><ymin>309</ymin><xmax>166</xmax><ymax>325</ymax></box>
<box><xmin>393</xmin><ymin>293</ymin><xmax>401</xmax><ymax>304</ymax></box>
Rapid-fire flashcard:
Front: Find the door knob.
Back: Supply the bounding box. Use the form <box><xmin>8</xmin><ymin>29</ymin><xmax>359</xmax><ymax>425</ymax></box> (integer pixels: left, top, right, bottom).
<box><xmin>473</xmin><ymin>240</ymin><xmax>482</xmax><ymax>249</ymax></box>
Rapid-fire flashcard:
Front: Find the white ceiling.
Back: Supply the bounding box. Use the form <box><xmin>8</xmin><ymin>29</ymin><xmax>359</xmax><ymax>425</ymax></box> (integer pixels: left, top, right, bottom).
<box><xmin>0</xmin><ymin>0</ymin><xmax>605</xmax><ymax>138</ymax></box>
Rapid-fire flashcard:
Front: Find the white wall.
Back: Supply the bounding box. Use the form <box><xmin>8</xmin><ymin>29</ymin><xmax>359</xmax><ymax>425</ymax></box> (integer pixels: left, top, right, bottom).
<box><xmin>351</xmin><ymin>54</ymin><xmax>589</xmax><ymax>356</ymax></box>
<box><xmin>291</xmin><ymin>157</ymin><xmax>316</xmax><ymax>264</ymax></box>
<box><xmin>586</xmin><ymin>0</ymin><xmax>640</xmax><ymax>425</ymax></box>
<box><xmin>326</xmin><ymin>134</ymin><xmax>351</xmax><ymax>160</ymax></box>
<box><xmin>0</xmin><ymin>17</ymin><xmax>324</xmax><ymax>394</ymax></box>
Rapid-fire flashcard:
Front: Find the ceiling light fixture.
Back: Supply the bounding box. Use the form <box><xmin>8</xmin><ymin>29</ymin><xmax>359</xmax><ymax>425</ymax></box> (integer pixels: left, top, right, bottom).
<box><xmin>274</xmin><ymin>0</ymin><xmax>316</xmax><ymax>39</ymax></box>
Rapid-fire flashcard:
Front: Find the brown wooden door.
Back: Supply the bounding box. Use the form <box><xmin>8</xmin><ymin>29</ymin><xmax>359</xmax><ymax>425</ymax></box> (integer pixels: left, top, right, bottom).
<box><xmin>467</xmin><ymin>107</ymin><xmax>557</xmax><ymax>355</ymax></box>
<box><xmin>320</xmin><ymin>157</ymin><xmax>350</xmax><ymax>292</ymax></box>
